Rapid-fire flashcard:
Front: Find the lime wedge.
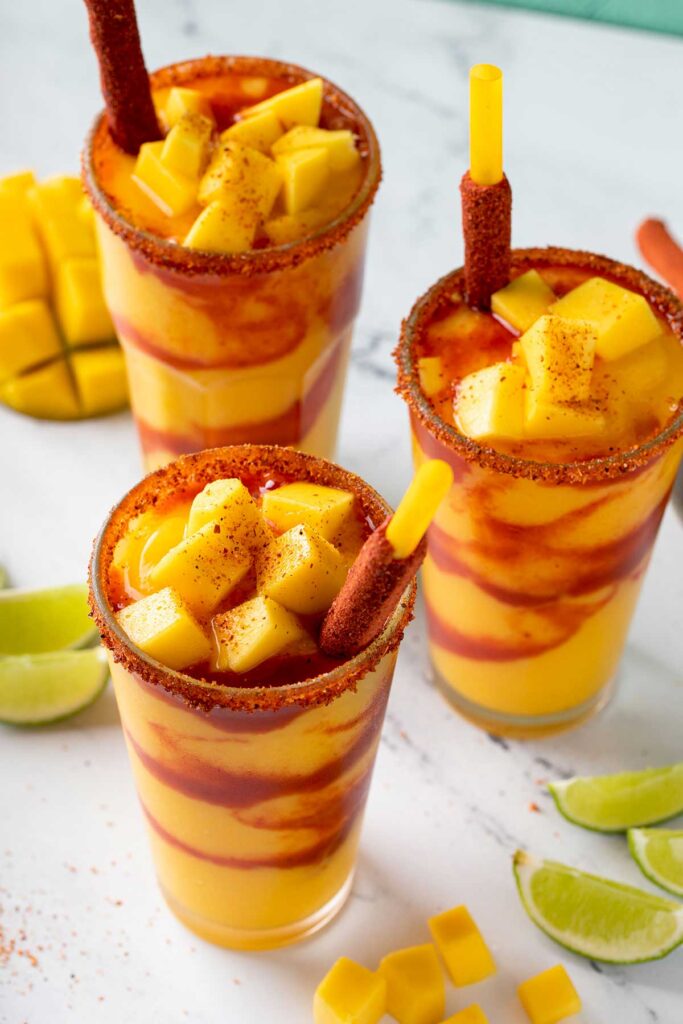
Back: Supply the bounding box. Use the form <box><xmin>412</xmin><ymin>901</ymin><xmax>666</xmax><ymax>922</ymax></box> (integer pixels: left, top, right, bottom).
<box><xmin>629</xmin><ymin>829</ymin><xmax>683</xmax><ymax>898</ymax></box>
<box><xmin>549</xmin><ymin>764</ymin><xmax>683</xmax><ymax>832</ymax></box>
<box><xmin>0</xmin><ymin>583</ymin><xmax>97</xmax><ymax>656</ymax></box>
<box><xmin>513</xmin><ymin>850</ymin><xmax>683</xmax><ymax>964</ymax></box>
<box><xmin>0</xmin><ymin>647</ymin><xmax>109</xmax><ymax>725</ymax></box>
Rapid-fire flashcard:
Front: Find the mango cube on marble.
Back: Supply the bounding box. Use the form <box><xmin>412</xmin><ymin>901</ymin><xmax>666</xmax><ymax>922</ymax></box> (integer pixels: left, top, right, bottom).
<box><xmin>272</xmin><ymin>126</ymin><xmax>359</xmax><ymax>172</ymax></box>
<box><xmin>257</xmin><ymin>525</ymin><xmax>347</xmax><ymax>615</ymax></box>
<box><xmin>517</xmin><ymin>965</ymin><xmax>581</xmax><ymax>1024</ymax></box>
<box><xmin>187</xmin><ymin>478</ymin><xmax>269</xmax><ymax>554</ymax></box>
<box><xmin>439</xmin><ymin>1006</ymin><xmax>489</xmax><ymax>1024</ymax></box>
<box><xmin>221</xmin><ymin>109</ymin><xmax>283</xmax><ymax>154</ymax></box>
<box><xmin>117</xmin><ymin>587</ymin><xmax>210</xmax><ymax>670</ymax></box>
<box><xmin>519</xmin><ymin>314</ymin><xmax>596</xmax><ymax>404</ymax></box>
<box><xmin>0</xmin><ymin>215</ymin><xmax>48</xmax><ymax>308</ymax></box>
<box><xmin>1</xmin><ymin>359</ymin><xmax>78</xmax><ymax>420</ymax></box>
<box><xmin>164</xmin><ymin>86</ymin><xmax>214</xmax><ymax>128</ymax></box>
<box><xmin>212</xmin><ymin>594</ymin><xmax>308</xmax><ymax>673</ymax></box>
<box><xmin>0</xmin><ymin>299</ymin><xmax>62</xmax><ymax>381</ymax></box>
<box><xmin>454</xmin><ymin>361</ymin><xmax>526</xmax><ymax>440</ymax></box>
<box><xmin>378</xmin><ymin>944</ymin><xmax>445</xmax><ymax>1024</ymax></box>
<box><xmin>71</xmin><ymin>347</ymin><xmax>128</xmax><ymax>417</ymax></box>
<box><xmin>261</xmin><ymin>482</ymin><xmax>354</xmax><ymax>542</ymax></box>
<box><xmin>161</xmin><ymin>113</ymin><xmax>213</xmax><ymax>179</ymax></box>
<box><xmin>148</xmin><ymin>521</ymin><xmax>252</xmax><ymax>617</ymax></box>
<box><xmin>550</xmin><ymin>276</ymin><xmax>661</xmax><ymax>361</ymax></box>
<box><xmin>314</xmin><ymin>957</ymin><xmax>387</xmax><ymax>1024</ymax></box>
<box><xmin>39</xmin><ymin>213</ymin><xmax>96</xmax><ymax>270</ymax></box>
<box><xmin>133</xmin><ymin>141</ymin><xmax>197</xmax><ymax>216</ymax></box>
<box><xmin>27</xmin><ymin>175</ymin><xmax>83</xmax><ymax>221</ymax></box>
<box><xmin>241</xmin><ymin>77</ymin><xmax>323</xmax><ymax>129</ymax></box>
<box><xmin>276</xmin><ymin>147</ymin><xmax>329</xmax><ymax>214</ymax></box>
<box><xmin>55</xmin><ymin>258</ymin><xmax>114</xmax><ymax>346</ymax></box>
<box><xmin>428</xmin><ymin>906</ymin><xmax>496</xmax><ymax>987</ymax></box>
<box><xmin>492</xmin><ymin>270</ymin><xmax>556</xmax><ymax>333</ymax></box>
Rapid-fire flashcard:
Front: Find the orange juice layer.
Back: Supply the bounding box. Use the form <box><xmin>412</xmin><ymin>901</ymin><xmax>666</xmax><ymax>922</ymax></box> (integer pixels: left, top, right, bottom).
<box><xmin>86</xmin><ymin>59</ymin><xmax>377</xmax><ymax>469</ymax></box>
<box><xmin>403</xmin><ymin>255</ymin><xmax>683</xmax><ymax>728</ymax></box>
<box><xmin>99</xmin><ymin>453</ymin><xmax>401</xmax><ymax>948</ymax></box>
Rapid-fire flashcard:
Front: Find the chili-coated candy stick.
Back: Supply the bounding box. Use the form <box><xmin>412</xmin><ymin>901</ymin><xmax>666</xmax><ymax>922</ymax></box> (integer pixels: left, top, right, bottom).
<box><xmin>636</xmin><ymin>218</ymin><xmax>683</xmax><ymax>299</ymax></box>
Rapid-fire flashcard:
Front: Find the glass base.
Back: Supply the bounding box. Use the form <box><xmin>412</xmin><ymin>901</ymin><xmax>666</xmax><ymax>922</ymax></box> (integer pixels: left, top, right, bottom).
<box><xmin>160</xmin><ymin>870</ymin><xmax>354</xmax><ymax>951</ymax></box>
<box><xmin>434</xmin><ymin>669</ymin><xmax>617</xmax><ymax>739</ymax></box>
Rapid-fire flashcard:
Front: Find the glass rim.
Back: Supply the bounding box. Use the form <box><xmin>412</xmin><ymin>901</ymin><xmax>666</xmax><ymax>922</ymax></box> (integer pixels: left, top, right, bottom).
<box><xmin>89</xmin><ymin>445</ymin><xmax>416</xmax><ymax>714</ymax></box>
<box><xmin>395</xmin><ymin>246</ymin><xmax>683</xmax><ymax>485</ymax></box>
<box><xmin>82</xmin><ymin>54</ymin><xmax>382</xmax><ymax>278</ymax></box>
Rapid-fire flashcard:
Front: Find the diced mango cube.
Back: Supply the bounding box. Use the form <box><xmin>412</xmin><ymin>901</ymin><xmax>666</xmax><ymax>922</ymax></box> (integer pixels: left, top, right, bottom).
<box><xmin>0</xmin><ymin>170</ymin><xmax>36</xmax><ymax>195</ymax></box>
<box><xmin>492</xmin><ymin>270</ymin><xmax>556</xmax><ymax>333</ymax></box>
<box><xmin>117</xmin><ymin>587</ymin><xmax>210</xmax><ymax>670</ymax></box>
<box><xmin>184</xmin><ymin>197</ymin><xmax>260</xmax><ymax>254</ymax></box>
<box><xmin>454</xmin><ymin>362</ymin><xmax>526</xmax><ymax>440</ymax></box>
<box><xmin>54</xmin><ymin>258</ymin><xmax>113</xmax><ymax>345</ymax></box>
<box><xmin>0</xmin><ymin>171</ymin><xmax>36</xmax><ymax>218</ymax></box>
<box><xmin>148</xmin><ymin>522</ymin><xmax>252</xmax><ymax>617</ymax></box>
<box><xmin>138</xmin><ymin>514</ymin><xmax>188</xmax><ymax>587</ymax></box>
<box><xmin>314</xmin><ymin>957</ymin><xmax>387</xmax><ymax>1024</ymax></box>
<box><xmin>378</xmin><ymin>945</ymin><xmax>445</xmax><ymax>1024</ymax></box>
<box><xmin>525</xmin><ymin>390</ymin><xmax>605</xmax><ymax>439</ymax></box>
<box><xmin>261</xmin><ymin>482</ymin><xmax>354</xmax><ymax>541</ymax></box>
<box><xmin>272</xmin><ymin>126</ymin><xmax>359</xmax><ymax>172</ymax></box>
<box><xmin>519</xmin><ymin>314</ymin><xmax>596</xmax><ymax>403</ymax></box>
<box><xmin>428</xmin><ymin>906</ymin><xmax>496</xmax><ymax>987</ymax></box>
<box><xmin>164</xmin><ymin>87</ymin><xmax>214</xmax><ymax>128</ymax></box>
<box><xmin>222</xmin><ymin>109</ymin><xmax>283</xmax><ymax>154</ymax></box>
<box><xmin>517</xmin><ymin>965</ymin><xmax>581</xmax><ymax>1024</ymax></box>
<box><xmin>550</xmin><ymin>276</ymin><xmax>661</xmax><ymax>361</ymax></box>
<box><xmin>607</xmin><ymin>335</ymin><xmax>668</xmax><ymax>394</ymax></box>
<box><xmin>257</xmin><ymin>525</ymin><xmax>347</xmax><ymax>614</ymax></box>
<box><xmin>418</xmin><ymin>356</ymin><xmax>448</xmax><ymax>398</ymax></box>
<box><xmin>39</xmin><ymin>214</ymin><xmax>97</xmax><ymax>270</ymax></box>
<box><xmin>161</xmin><ymin>113</ymin><xmax>213</xmax><ymax>179</ymax></box>
<box><xmin>187</xmin><ymin>478</ymin><xmax>269</xmax><ymax>554</ymax></box>
<box><xmin>1</xmin><ymin>359</ymin><xmax>79</xmax><ymax>420</ymax></box>
<box><xmin>197</xmin><ymin>141</ymin><xmax>282</xmax><ymax>217</ymax></box>
<box><xmin>212</xmin><ymin>594</ymin><xmax>307</xmax><ymax>673</ymax></box>
<box><xmin>0</xmin><ymin>299</ymin><xmax>62</xmax><ymax>381</ymax></box>
<box><xmin>263</xmin><ymin>209</ymin><xmax>326</xmax><ymax>245</ymax></box>
<box><xmin>28</xmin><ymin>176</ymin><xmax>83</xmax><ymax>221</ymax></box>
<box><xmin>241</xmin><ymin>77</ymin><xmax>323</xmax><ymax>129</ymax></box>
<box><xmin>0</xmin><ymin>216</ymin><xmax>48</xmax><ymax>308</ymax></box>
<box><xmin>71</xmin><ymin>347</ymin><xmax>128</xmax><ymax>416</ymax></box>
<box><xmin>276</xmin><ymin>147</ymin><xmax>329</xmax><ymax>214</ymax></box>
<box><xmin>133</xmin><ymin>141</ymin><xmax>198</xmax><ymax>216</ymax></box>
<box><xmin>440</xmin><ymin>1007</ymin><xmax>489</xmax><ymax>1024</ymax></box>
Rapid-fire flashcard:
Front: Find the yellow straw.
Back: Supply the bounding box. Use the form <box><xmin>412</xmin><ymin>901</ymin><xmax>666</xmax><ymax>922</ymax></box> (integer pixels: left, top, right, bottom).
<box><xmin>385</xmin><ymin>460</ymin><xmax>454</xmax><ymax>559</ymax></box>
<box><xmin>469</xmin><ymin>63</ymin><xmax>503</xmax><ymax>186</ymax></box>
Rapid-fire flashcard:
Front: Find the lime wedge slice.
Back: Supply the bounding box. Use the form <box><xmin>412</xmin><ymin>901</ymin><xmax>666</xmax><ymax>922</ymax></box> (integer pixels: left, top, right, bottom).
<box><xmin>549</xmin><ymin>764</ymin><xmax>683</xmax><ymax>832</ymax></box>
<box><xmin>0</xmin><ymin>583</ymin><xmax>97</xmax><ymax>656</ymax></box>
<box><xmin>629</xmin><ymin>829</ymin><xmax>683</xmax><ymax>898</ymax></box>
<box><xmin>0</xmin><ymin>647</ymin><xmax>109</xmax><ymax>725</ymax></box>
<box><xmin>513</xmin><ymin>850</ymin><xmax>683</xmax><ymax>964</ymax></box>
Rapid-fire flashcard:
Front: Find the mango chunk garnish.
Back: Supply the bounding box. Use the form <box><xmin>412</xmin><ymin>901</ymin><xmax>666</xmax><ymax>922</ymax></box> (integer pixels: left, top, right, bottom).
<box><xmin>71</xmin><ymin>347</ymin><xmax>128</xmax><ymax>417</ymax></box>
<box><xmin>117</xmin><ymin>587</ymin><xmax>211</xmax><ymax>671</ymax></box>
<box><xmin>257</xmin><ymin>525</ymin><xmax>347</xmax><ymax>615</ymax></box>
<box><xmin>161</xmin><ymin>113</ymin><xmax>213</xmax><ymax>179</ymax></box>
<box><xmin>454</xmin><ymin>362</ymin><xmax>526</xmax><ymax>441</ymax></box>
<box><xmin>0</xmin><ymin>214</ymin><xmax>48</xmax><ymax>308</ymax></box>
<box><xmin>517</xmin><ymin>965</ymin><xmax>581</xmax><ymax>1024</ymax></box>
<box><xmin>261</xmin><ymin>481</ymin><xmax>354</xmax><ymax>542</ymax></box>
<box><xmin>164</xmin><ymin>86</ymin><xmax>214</xmax><ymax>128</ymax></box>
<box><xmin>428</xmin><ymin>906</ymin><xmax>496</xmax><ymax>987</ymax></box>
<box><xmin>138</xmin><ymin>514</ymin><xmax>188</xmax><ymax>588</ymax></box>
<box><xmin>418</xmin><ymin>355</ymin><xmax>448</xmax><ymax>398</ymax></box>
<box><xmin>222</xmin><ymin>109</ymin><xmax>283</xmax><ymax>154</ymax></box>
<box><xmin>519</xmin><ymin>314</ymin><xmax>596</xmax><ymax>404</ymax></box>
<box><xmin>1</xmin><ymin>360</ymin><xmax>79</xmax><ymax>420</ymax></box>
<box><xmin>133</xmin><ymin>141</ymin><xmax>198</xmax><ymax>216</ymax></box>
<box><xmin>440</xmin><ymin>1007</ymin><xmax>489</xmax><ymax>1024</ymax></box>
<box><xmin>212</xmin><ymin>594</ymin><xmax>308</xmax><ymax>673</ymax></box>
<box><xmin>276</xmin><ymin>147</ymin><xmax>329</xmax><ymax>214</ymax></box>
<box><xmin>491</xmin><ymin>270</ymin><xmax>556</xmax><ymax>333</ymax></box>
<box><xmin>525</xmin><ymin>390</ymin><xmax>605</xmax><ymax>439</ymax></box>
<box><xmin>263</xmin><ymin>209</ymin><xmax>327</xmax><ymax>245</ymax></box>
<box><xmin>241</xmin><ymin>77</ymin><xmax>323</xmax><ymax>129</ymax></box>
<box><xmin>148</xmin><ymin>522</ymin><xmax>252</xmax><ymax>617</ymax></box>
<box><xmin>197</xmin><ymin>141</ymin><xmax>282</xmax><ymax>217</ymax></box>
<box><xmin>184</xmin><ymin>197</ymin><xmax>260</xmax><ymax>253</ymax></box>
<box><xmin>0</xmin><ymin>300</ymin><xmax>62</xmax><ymax>381</ymax></box>
<box><xmin>273</xmin><ymin>126</ymin><xmax>359</xmax><ymax>172</ymax></box>
<box><xmin>187</xmin><ymin>478</ymin><xmax>269</xmax><ymax>554</ymax></box>
<box><xmin>314</xmin><ymin>957</ymin><xmax>387</xmax><ymax>1024</ymax></box>
<box><xmin>550</xmin><ymin>276</ymin><xmax>661</xmax><ymax>361</ymax></box>
<box><xmin>55</xmin><ymin>258</ymin><xmax>114</xmax><ymax>346</ymax></box>
<box><xmin>378</xmin><ymin>944</ymin><xmax>445</xmax><ymax>1024</ymax></box>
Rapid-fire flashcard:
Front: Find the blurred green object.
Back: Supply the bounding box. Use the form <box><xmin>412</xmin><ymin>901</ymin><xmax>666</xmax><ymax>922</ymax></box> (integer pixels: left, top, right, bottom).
<box><xmin>468</xmin><ymin>1</ymin><xmax>683</xmax><ymax>36</ymax></box>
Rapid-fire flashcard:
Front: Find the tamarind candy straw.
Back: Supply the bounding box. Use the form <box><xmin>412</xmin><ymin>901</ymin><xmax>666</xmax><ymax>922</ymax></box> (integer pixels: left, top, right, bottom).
<box><xmin>83</xmin><ymin>0</ymin><xmax>161</xmax><ymax>154</ymax></box>
<box><xmin>320</xmin><ymin>460</ymin><xmax>454</xmax><ymax>658</ymax></box>
<box><xmin>636</xmin><ymin>218</ymin><xmax>683</xmax><ymax>299</ymax></box>
<box><xmin>460</xmin><ymin>64</ymin><xmax>511</xmax><ymax>310</ymax></box>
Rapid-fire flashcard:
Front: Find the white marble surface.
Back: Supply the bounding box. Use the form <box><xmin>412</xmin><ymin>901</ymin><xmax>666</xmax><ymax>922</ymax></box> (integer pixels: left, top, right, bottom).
<box><xmin>1</xmin><ymin>1</ymin><xmax>682</xmax><ymax>1022</ymax></box>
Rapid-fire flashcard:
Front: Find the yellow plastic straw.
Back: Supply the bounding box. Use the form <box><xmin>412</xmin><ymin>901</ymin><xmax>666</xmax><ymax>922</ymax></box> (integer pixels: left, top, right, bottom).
<box><xmin>385</xmin><ymin>460</ymin><xmax>454</xmax><ymax>559</ymax></box>
<box><xmin>469</xmin><ymin>64</ymin><xmax>503</xmax><ymax>186</ymax></box>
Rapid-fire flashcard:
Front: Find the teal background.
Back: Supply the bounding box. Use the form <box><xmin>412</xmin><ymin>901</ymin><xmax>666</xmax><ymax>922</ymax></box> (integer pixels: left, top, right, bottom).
<box><xmin>466</xmin><ymin>1</ymin><xmax>683</xmax><ymax>36</ymax></box>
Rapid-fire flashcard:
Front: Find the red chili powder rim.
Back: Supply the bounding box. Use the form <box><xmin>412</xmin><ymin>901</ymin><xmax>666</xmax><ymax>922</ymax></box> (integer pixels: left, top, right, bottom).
<box><xmin>89</xmin><ymin>445</ymin><xmax>415</xmax><ymax>713</ymax></box>
<box><xmin>82</xmin><ymin>55</ymin><xmax>382</xmax><ymax>276</ymax></box>
<box><xmin>395</xmin><ymin>246</ymin><xmax>683</xmax><ymax>484</ymax></box>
